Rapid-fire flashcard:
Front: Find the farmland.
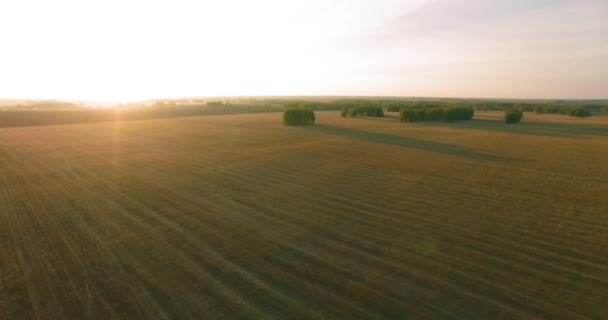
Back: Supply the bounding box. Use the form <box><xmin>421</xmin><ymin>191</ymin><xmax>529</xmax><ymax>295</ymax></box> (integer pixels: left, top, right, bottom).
<box><xmin>1</xmin><ymin>111</ymin><xmax>608</xmax><ymax>319</ymax></box>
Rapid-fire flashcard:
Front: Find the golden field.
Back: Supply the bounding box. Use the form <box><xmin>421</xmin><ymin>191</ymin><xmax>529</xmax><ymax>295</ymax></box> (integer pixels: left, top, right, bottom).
<box><xmin>1</xmin><ymin>111</ymin><xmax>607</xmax><ymax>319</ymax></box>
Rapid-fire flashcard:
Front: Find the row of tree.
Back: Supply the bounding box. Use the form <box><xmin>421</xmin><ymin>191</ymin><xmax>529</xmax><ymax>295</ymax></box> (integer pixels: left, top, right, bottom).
<box><xmin>534</xmin><ymin>106</ymin><xmax>591</xmax><ymax>117</ymax></box>
<box><xmin>399</xmin><ymin>107</ymin><xmax>475</xmax><ymax>122</ymax></box>
<box><xmin>341</xmin><ymin>106</ymin><xmax>384</xmax><ymax>117</ymax></box>
<box><xmin>281</xmin><ymin>102</ymin><xmax>602</xmax><ymax>126</ymax></box>
<box><xmin>283</xmin><ymin>109</ymin><xmax>316</xmax><ymax>125</ymax></box>
<box><xmin>279</xmin><ymin>99</ymin><xmax>604</xmax><ymax>116</ymax></box>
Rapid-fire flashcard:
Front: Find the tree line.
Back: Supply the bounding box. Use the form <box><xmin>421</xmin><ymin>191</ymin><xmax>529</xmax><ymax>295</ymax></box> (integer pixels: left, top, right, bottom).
<box><xmin>399</xmin><ymin>106</ymin><xmax>474</xmax><ymax>122</ymax></box>
<box><xmin>341</xmin><ymin>106</ymin><xmax>384</xmax><ymax>117</ymax></box>
<box><xmin>534</xmin><ymin>106</ymin><xmax>591</xmax><ymax>118</ymax></box>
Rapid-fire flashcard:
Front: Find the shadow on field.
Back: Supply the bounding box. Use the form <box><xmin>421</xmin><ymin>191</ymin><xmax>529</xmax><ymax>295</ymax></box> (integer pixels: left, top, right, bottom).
<box><xmin>300</xmin><ymin>124</ymin><xmax>502</xmax><ymax>161</ymax></box>
<box><xmin>346</xmin><ymin>113</ymin><xmax>608</xmax><ymax>138</ymax></box>
<box><xmin>353</xmin><ymin>114</ymin><xmax>400</xmax><ymax>121</ymax></box>
<box><xmin>418</xmin><ymin>119</ymin><xmax>608</xmax><ymax>138</ymax></box>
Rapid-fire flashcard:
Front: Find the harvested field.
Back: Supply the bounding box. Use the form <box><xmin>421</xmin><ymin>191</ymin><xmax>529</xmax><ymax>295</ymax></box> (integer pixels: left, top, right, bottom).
<box><xmin>1</xmin><ymin>111</ymin><xmax>608</xmax><ymax>319</ymax></box>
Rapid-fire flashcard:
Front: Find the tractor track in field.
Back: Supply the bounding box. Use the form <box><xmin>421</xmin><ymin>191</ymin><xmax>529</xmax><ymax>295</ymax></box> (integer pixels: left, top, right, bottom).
<box><xmin>1</xmin><ymin>111</ymin><xmax>608</xmax><ymax>318</ymax></box>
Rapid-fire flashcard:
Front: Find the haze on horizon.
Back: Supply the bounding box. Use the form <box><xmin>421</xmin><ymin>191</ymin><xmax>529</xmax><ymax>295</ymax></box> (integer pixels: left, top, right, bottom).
<box><xmin>0</xmin><ymin>0</ymin><xmax>606</xmax><ymax>102</ymax></box>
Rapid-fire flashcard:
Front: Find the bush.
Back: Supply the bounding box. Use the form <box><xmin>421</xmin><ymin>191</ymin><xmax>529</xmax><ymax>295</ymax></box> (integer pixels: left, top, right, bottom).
<box><xmin>283</xmin><ymin>109</ymin><xmax>315</xmax><ymax>125</ymax></box>
<box><xmin>505</xmin><ymin>109</ymin><xmax>523</xmax><ymax>124</ymax></box>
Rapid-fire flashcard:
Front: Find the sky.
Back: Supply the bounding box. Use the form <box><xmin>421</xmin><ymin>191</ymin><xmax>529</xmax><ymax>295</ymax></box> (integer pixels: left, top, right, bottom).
<box><xmin>0</xmin><ymin>0</ymin><xmax>606</xmax><ymax>102</ymax></box>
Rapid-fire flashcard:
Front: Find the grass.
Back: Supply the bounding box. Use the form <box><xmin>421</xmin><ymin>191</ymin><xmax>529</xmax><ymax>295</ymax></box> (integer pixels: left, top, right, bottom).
<box><xmin>1</xmin><ymin>111</ymin><xmax>608</xmax><ymax>319</ymax></box>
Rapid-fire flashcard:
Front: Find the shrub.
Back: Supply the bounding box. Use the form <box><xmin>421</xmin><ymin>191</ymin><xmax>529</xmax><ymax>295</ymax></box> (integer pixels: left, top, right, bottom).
<box><xmin>505</xmin><ymin>109</ymin><xmax>523</xmax><ymax>124</ymax></box>
<box><xmin>283</xmin><ymin>109</ymin><xmax>315</xmax><ymax>125</ymax></box>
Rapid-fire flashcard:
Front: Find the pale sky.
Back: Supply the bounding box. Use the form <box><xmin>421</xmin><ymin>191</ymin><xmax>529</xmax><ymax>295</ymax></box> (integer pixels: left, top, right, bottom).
<box><xmin>0</xmin><ymin>0</ymin><xmax>606</xmax><ymax>102</ymax></box>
